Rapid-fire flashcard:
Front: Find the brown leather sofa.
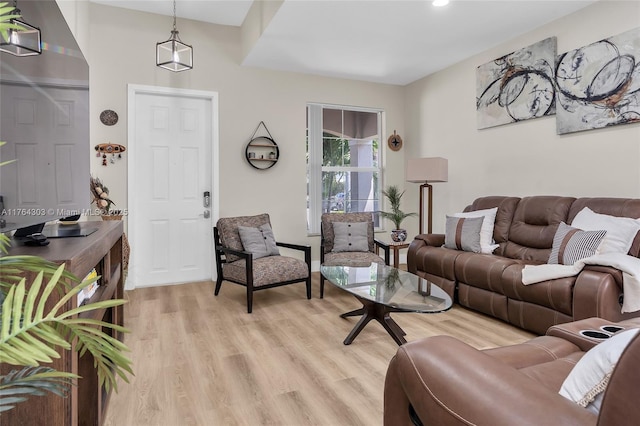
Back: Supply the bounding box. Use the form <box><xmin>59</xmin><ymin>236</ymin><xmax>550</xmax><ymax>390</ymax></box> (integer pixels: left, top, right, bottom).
<box><xmin>384</xmin><ymin>317</ymin><xmax>640</xmax><ymax>426</ymax></box>
<box><xmin>407</xmin><ymin>196</ymin><xmax>640</xmax><ymax>334</ymax></box>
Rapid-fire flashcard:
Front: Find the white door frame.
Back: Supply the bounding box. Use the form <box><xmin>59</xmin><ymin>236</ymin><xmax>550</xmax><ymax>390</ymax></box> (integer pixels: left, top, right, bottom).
<box><xmin>127</xmin><ymin>84</ymin><xmax>220</xmax><ymax>290</ymax></box>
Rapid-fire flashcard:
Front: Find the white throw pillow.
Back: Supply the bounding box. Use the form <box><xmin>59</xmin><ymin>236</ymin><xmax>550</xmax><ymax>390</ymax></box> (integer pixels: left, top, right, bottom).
<box><xmin>451</xmin><ymin>207</ymin><xmax>499</xmax><ymax>254</ymax></box>
<box><xmin>559</xmin><ymin>328</ymin><xmax>639</xmax><ymax>414</ymax></box>
<box><xmin>571</xmin><ymin>207</ymin><xmax>640</xmax><ymax>255</ymax></box>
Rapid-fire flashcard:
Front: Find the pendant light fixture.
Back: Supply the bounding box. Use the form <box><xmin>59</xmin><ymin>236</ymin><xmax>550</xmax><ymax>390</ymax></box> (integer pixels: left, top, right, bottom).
<box><xmin>0</xmin><ymin>0</ymin><xmax>42</xmax><ymax>57</ymax></box>
<box><xmin>156</xmin><ymin>0</ymin><xmax>193</xmax><ymax>72</ymax></box>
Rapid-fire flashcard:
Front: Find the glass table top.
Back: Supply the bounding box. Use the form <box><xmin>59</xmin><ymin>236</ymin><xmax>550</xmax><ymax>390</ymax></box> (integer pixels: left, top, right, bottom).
<box><xmin>321</xmin><ymin>263</ymin><xmax>452</xmax><ymax>313</ymax></box>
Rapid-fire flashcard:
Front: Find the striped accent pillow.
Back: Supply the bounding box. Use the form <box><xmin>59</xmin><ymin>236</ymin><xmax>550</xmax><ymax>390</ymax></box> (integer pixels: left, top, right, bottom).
<box><xmin>548</xmin><ymin>222</ymin><xmax>607</xmax><ymax>265</ymax></box>
<box><xmin>444</xmin><ymin>216</ymin><xmax>483</xmax><ymax>253</ymax></box>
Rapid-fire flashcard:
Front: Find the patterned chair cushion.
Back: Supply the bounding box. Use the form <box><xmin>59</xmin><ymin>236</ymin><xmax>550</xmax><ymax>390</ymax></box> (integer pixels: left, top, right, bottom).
<box><xmin>217</xmin><ymin>213</ymin><xmax>271</xmax><ymax>262</ymax></box>
<box><xmin>222</xmin><ymin>255</ymin><xmax>309</xmax><ymax>287</ymax></box>
<box><xmin>321</xmin><ymin>212</ymin><xmax>375</xmax><ymax>254</ymax></box>
<box><xmin>323</xmin><ymin>251</ymin><xmax>385</xmax><ymax>267</ymax></box>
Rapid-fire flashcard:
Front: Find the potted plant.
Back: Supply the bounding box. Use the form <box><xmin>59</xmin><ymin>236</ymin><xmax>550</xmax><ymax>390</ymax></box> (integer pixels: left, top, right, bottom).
<box><xmin>380</xmin><ymin>185</ymin><xmax>416</xmax><ymax>242</ymax></box>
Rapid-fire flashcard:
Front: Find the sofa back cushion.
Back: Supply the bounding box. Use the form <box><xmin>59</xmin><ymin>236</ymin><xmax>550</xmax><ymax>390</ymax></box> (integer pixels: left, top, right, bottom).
<box><xmin>568</xmin><ymin>198</ymin><xmax>640</xmax><ymax>257</ymax></box>
<box><xmin>503</xmin><ymin>196</ymin><xmax>576</xmax><ymax>263</ymax></box>
<box><xmin>465</xmin><ymin>196</ymin><xmax>520</xmax><ymax>246</ymax></box>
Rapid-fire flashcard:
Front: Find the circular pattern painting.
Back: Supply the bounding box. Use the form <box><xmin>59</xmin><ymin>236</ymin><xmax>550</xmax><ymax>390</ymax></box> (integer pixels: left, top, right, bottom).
<box><xmin>100</xmin><ymin>109</ymin><xmax>118</xmax><ymax>126</ymax></box>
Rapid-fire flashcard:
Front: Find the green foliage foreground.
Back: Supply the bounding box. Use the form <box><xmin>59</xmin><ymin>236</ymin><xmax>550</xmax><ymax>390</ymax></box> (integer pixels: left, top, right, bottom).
<box><xmin>0</xmin><ymin>232</ymin><xmax>133</xmax><ymax>413</ymax></box>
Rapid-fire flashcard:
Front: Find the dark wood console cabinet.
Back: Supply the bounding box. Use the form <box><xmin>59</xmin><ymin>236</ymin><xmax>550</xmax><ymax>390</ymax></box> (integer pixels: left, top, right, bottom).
<box><xmin>1</xmin><ymin>221</ymin><xmax>124</xmax><ymax>426</ymax></box>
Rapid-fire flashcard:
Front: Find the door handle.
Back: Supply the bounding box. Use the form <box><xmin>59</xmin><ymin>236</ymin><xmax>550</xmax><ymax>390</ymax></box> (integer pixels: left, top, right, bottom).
<box><xmin>203</xmin><ymin>210</ymin><xmax>210</xmax><ymax>219</ymax></box>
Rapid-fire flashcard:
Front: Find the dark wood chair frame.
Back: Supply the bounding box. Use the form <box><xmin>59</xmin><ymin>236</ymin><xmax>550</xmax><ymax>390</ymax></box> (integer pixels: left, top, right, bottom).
<box><xmin>319</xmin><ymin>226</ymin><xmax>391</xmax><ymax>299</ymax></box>
<box><xmin>213</xmin><ymin>226</ymin><xmax>312</xmax><ymax>313</ymax></box>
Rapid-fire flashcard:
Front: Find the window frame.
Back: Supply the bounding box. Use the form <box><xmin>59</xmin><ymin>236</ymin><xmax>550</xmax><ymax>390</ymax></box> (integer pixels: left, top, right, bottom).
<box><xmin>306</xmin><ymin>102</ymin><xmax>385</xmax><ymax>235</ymax></box>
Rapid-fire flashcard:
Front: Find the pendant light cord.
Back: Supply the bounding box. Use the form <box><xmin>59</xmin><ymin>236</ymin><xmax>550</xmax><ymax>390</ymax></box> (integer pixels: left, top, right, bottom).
<box><xmin>172</xmin><ymin>0</ymin><xmax>177</xmax><ymax>32</ymax></box>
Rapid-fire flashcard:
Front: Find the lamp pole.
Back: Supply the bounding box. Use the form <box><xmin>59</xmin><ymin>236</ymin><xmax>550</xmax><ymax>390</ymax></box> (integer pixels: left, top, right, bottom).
<box><xmin>419</xmin><ymin>182</ymin><xmax>433</xmax><ymax>234</ymax></box>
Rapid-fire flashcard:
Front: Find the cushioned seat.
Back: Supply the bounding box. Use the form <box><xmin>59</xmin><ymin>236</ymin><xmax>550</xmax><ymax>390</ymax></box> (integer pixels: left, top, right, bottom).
<box><xmin>214</xmin><ymin>213</ymin><xmax>311</xmax><ymax>313</ymax></box>
<box><xmin>502</xmin><ymin>263</ymin><xmax>575</xmax><ymax>315</ymax></box>
<box><xmin>320</xmin><ymin>212</ymin><xmax>390</xmax><ymax>298</ymax></box>
<box><xmin>323</xmin><ymin>251</ymin><xmax>385</xmax><ymax>267</ymax></box>
<box><xmin>222</xmin><ymin>256</ymin><xmax>309</xmax><ymax>287</ymax></box>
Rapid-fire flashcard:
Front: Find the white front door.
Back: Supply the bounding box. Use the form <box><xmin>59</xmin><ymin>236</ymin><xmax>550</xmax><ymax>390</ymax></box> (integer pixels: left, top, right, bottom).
<box><xmin>127</xmin><ymin>85</ymin><xmax>219</xmax><ymax>289</ymax></box>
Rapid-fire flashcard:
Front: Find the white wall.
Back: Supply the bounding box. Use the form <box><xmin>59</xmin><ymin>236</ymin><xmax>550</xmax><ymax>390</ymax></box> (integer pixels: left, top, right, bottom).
<box><xmin>87</xmin><ymin>1</ymin><xmax>640</xmax><ymax>268</ymax></box>
<box><xmin>56</xmin><ymin>0</ymin><xmax>90</xmax><ymax>60</ymax></box>
<box><xmin>404</xmin><ymin>0</ymin><xmax>640</xmax><ymax>236</ymax></box>
<box><xmin>87</xmin><ymin>3</ymin><xmax>406</xmax><ymax>265</ymax></box>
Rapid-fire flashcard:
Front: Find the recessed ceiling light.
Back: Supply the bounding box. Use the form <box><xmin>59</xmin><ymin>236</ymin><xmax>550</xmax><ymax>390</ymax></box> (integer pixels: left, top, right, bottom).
<box><xmin>433</xmin><ymin>0</ymin><xmax>450</xmax><ymax>6</ymax></box>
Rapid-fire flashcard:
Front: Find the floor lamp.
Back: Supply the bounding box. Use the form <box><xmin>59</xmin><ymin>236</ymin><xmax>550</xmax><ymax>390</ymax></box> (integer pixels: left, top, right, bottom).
<box><xmin>406</xmin><ymin>157</ymin><xmax>448</xmax><ymax>234</ymax></box>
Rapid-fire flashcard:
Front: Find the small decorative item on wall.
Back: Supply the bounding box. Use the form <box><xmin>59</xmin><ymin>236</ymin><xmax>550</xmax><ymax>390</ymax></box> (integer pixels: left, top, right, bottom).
<box><xmin>476</xmin><ymin>37</ymin><xmax>557</xmax><ymax>129</ymax></box>
<box><xmin>99</xmin><ymin>109</ymin><xmax>119</xmax><ymax>126</ymax></box>
<box><xmin>555</xmin><ymin>27</ymin><xmax>640</xmax><ymax>135</ymax></box>
<box><xmin>387</xmin><ymin>130</ymin><xmax>403</xmax><ymax>151</ymax></box>
<box><xmin>95</xmin><ymin>143</ymin><xmax>126</xmax><ymax>166</ymax></box>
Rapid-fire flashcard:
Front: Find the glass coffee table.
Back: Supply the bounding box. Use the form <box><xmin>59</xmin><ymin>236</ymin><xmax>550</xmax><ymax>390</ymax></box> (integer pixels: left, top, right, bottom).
<box><xmin>321</xmin><ymin>262</ymin><xmax>452</xmax><ymax>345</ymax></box>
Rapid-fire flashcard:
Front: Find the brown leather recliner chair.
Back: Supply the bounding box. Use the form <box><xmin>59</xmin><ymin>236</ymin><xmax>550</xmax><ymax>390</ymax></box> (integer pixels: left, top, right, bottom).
<box><xmin>384</xmin><ymin>318</ymin><xmax>640</xmax><ymax>425</ymax></box>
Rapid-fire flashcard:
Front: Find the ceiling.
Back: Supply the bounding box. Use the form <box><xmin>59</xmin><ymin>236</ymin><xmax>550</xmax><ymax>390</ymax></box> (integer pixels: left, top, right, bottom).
<box><xmin>89</xmin><ymin>0</ymin><xmax>597</xmax><ymax>86</ymax></box>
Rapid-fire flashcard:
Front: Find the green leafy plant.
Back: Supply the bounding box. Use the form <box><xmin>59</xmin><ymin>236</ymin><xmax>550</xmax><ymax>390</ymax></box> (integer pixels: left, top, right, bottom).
<box><xmin>380</xmin><ymin>185</ymin><xmax>416</xmax><ymax>230</ymax></box>
<box><xmin>0</xmin><ymin>234</ymin><xmax>133</xmax><ymax>413</ymax></box>
<box><xmin>0</xmin><ymin>142</ymin><xmax>133</xmax><ymax>413</ymax></box>
<box><xmin>0</xmin><ymin>2</ymin><xmax>22</xmax><ymax>43</ymax></box>
<box><xmin>0</xmin><ymin>141</ymin><xmax>16</xmax><ymax>167</ymax></box>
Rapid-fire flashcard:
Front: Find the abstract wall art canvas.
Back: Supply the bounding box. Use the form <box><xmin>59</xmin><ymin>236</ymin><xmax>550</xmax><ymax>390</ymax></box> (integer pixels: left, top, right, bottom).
<box><xmin>476</xmin><ymin>37</ymin><xmax>557</xmax><ymax>130</ymax></box>
<box><xmin>556</xmin><ymin>27</ymin><xmax>640</xmax><ymax>135</ymax></box>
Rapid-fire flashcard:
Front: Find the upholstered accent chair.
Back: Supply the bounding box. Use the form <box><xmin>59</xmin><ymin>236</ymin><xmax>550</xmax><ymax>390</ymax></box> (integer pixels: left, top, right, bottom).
<box><xmin>214</xmin><ymin>213</ymin><xmax>311</xmax><ymax>313</ymax></box>
<box><xmin>320</xmin><ymin>212</ymin><xmax>391</xmax><ymax>298</ymax></box>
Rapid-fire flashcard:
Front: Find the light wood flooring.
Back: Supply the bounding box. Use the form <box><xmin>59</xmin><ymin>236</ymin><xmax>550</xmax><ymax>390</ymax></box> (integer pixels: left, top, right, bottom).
<box><xmin>104</xmin><ymin>272</ymin><xmax>535</xmax><ymax>426</ymax></box>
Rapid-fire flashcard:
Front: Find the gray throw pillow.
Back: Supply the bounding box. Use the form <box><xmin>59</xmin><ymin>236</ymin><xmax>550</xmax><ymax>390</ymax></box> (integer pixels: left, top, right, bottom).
<box><xmin>444</xmin><ymin>216</ymin><xmax>483</xmax><ymax>253</ymax></box>
<box><xmin>332</xmin><ymin>222</ymin><xmax>369</xmax><ymax>252</ymax></box>
<box><xmin>238</xmin><ymin>223</ymin><xmax>280</xmax><ymax>259</ymax></box>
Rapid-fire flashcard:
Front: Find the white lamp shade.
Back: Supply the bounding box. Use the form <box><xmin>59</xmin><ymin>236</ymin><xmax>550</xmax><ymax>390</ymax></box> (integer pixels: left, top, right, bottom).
<box><xmin>406</xmin><ymin>157</ymin><xmax>448</xmax><ymax>183</ymax></box>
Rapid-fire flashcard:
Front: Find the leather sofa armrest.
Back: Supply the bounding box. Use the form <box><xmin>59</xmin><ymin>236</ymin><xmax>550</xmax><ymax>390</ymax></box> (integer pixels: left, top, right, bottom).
<box><xmin>384</xmin><ymin>336</ymin><xmax>596</xmax><ymax>426</ymax></box>
<box><xmin>547</xmin><ymin>318</ymin><xmax>614</xmax><ymax>352</ymax></box>
<box><xmin>573</xmin><ymin>269</ymin><xmax>625</xmax><ymax>322</ymax></box>
<box><xmin>547</xmin><ymin>317</ymin><xmax>640</xmax><ymax>352</ymax></box>
<box><xmin>412</xmin><ymin>233</ymin><xmax>445</xmax><ymax>247</ymax></box>
<box><xmin>583</xmin><ymin>265</ymin><xmax>623</xmax><ymax>287</ymax></box>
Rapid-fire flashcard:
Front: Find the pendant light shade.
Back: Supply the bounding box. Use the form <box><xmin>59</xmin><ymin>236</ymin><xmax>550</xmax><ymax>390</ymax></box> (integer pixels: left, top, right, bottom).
<box><xmin>0</xmin><ymin>2</ymin><xmax>42</xmax><ymax>57</ymax></box>
<box><xmin>156</xmin><ymin>0</ymin><xmax>192</xmax><ymax>72</ymax></box>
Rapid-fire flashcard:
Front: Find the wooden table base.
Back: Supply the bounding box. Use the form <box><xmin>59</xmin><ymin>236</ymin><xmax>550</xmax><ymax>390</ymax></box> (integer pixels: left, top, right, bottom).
<box><xmin>340</xmin><ymin>296</ymin><xmax>407</xmax><ymax>345</ymax></box>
